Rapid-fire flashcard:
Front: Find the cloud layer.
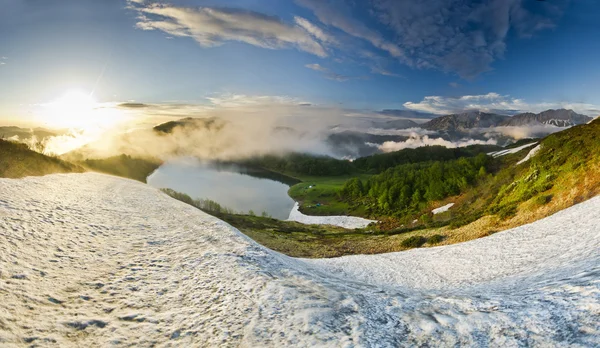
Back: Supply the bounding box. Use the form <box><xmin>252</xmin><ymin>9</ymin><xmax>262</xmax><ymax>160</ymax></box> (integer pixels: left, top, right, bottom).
<box><xmin>373</xmin><ymin>133</ymin><xmax>497</xmax><ymax>153</ymax></box>
<box><xmin>296</xmin><ymin>0</ymin><xmax>409</xmax><ymax>63</ymax></box>
<box><xmin>298</xmin><ymin>0</ymin><xmax>566</xmax><ymax>78</ymax></box>
<box><xmin>52</xmin><ymin>94</ymin><xmax>366</xmax><ymax>159</ymax></box>
<box><xmin>404</xmin><ymin>93</ymin><xmax>600</xmax><ymax>116</ymax></box>
<box><xmin>127</xmin><ymin>1</ymin><xmax>568</xmax><ymax>79</ymax></box>
<box><xmin>132</xmin><ymin>3</ymin><xmax>329</xmax><ymax>57</ymax></box>
<box><xmin>372</xmin><ymin>0</ymin><xmax>566</xmax><ymax>78</ymax></box>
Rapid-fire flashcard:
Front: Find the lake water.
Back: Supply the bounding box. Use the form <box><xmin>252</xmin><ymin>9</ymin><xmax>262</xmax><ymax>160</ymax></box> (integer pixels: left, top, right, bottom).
<box><xmin>147</xmin><ymin>158</ymin><xmax>296</xmax><ymax>219</ymax></box>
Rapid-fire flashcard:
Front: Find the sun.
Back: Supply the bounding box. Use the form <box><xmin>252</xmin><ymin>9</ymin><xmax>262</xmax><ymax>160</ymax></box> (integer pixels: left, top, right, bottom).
<box><xmin>39</xmin><ymin>89</ymin><xmax>124</xmax><ymax>130</ymax></box>
<box><xmin>41</xmin><ymin>90</ymin><xmax>98</xmax><ymax>129</ymax></box>
<box><xmin>51</xmin><ymin>90</ymin><xmax>96</xmax><ymax>110</ymax></box>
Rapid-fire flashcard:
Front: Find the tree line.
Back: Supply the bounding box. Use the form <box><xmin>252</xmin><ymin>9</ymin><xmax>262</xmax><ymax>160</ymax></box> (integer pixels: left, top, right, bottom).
<box><xmin>239</xmin><ymin>145</ymin><xmax>497</xmax><ymax>178</ymax></box>
<box><xmin>340</xmin><ymin>154</ymin><xmax>490</xmax><ymax>216</ymax></box>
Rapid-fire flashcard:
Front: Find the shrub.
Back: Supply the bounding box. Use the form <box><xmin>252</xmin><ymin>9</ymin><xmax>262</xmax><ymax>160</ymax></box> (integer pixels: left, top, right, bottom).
<box><xmin>261</xmin><ymin>211</ymin><xmax>271</xmax><ymax>218</ymax></box>
<box><xmin>161</xmin><ymin>188</ymin><xmax>194</xmax><ymax>205</ymax></box>
<box><xmin>161</xmin><ymin>188</ymin><xmax>235</xmax><ymax>214</ymax></box>
<box><xmin>449</xmin><ymin>212</ymin><xmax>482</xmax><ymax>229</ymax></box>
<box><xmin>419</xmin><ymin>214</ymin><xmax>432</xmax><ymax>224</ymax></box>
<box><xmin>428</xmin><ymin>235</ymin><xmax>445</xmax><ymax>244</ymax></box>
<box><xmin>401</xmin><ymin>236</ymin><xmax>427</xmax><ymax>248</ymax></box>
<box><xmin>498</xmin><ymin>205</ymin><xmax>517</xmax><ymax>219</ymax></box>
<box><xmin>535</xmin><ymin>194</ymin><xmax>553</xmax><ymax>206</ymax></box>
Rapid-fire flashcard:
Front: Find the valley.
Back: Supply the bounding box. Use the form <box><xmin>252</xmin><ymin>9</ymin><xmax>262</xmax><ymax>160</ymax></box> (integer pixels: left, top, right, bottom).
<box><xmin>2</xmin><ymin>114</ymin><xmax>599</xmax><ymax>259</ymax></box>
<box><xmin>3</xmin><ymin>2</ymin><xmax>599</xmax><ymax>345</ymax></box>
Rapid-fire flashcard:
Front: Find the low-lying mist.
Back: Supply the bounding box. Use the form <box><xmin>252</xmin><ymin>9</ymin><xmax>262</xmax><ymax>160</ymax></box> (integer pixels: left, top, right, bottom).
<box><xmin>371</xmin><ymin>133</ymin><xmax>498</xmax><ymax>153</ymax></box>
<box><xmin>4</xmin><ymin>102</ymin><xmax>578</xmax><ymax>162</ymax></box>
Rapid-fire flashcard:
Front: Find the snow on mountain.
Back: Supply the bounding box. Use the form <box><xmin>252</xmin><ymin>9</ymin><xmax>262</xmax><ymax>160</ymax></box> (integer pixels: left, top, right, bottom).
<box><xmin>500</xmin><ymin>109</ymin><xmax>591</xmax><ymax>127</ymax></box>
<box><xmin>1</xmin><ymin>173</ymin><xmax>598</xmax><ymax>346</ymax></box>
<box><xmin>421</xmin><ymin>109</ymin><xmax>591</xmax><ymax>132</ymax></box>
<box><xmin>517</xmin><ymin>144</ymin><xmax>542</xmax><ymax>165</ymax></box>
<box><xmin>487</xmin><ymin>142</ymin><xmax>538</xmax><ymax>157</ymax></box>
<box><xmin>431</xmin><ymin>202</ymin><xmax>454</xmax><ymax>214</ymax></box>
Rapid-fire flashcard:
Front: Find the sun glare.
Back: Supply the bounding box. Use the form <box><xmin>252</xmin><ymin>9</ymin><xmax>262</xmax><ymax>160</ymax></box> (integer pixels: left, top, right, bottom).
<box><xmin>52</xmin><ymin>90</ymin><xmax>96</xmax><ymax>108</ymax></box>
<box><xmin>39</xmin><ymin>89</ymin><xmax>124</xmax><ymax>130</ymax></box>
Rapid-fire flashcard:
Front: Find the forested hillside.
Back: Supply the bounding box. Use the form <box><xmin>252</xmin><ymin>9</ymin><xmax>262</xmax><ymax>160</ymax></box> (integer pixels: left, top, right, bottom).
<box><xmin>239</xmin><ymin>153</ymin><xmax>354</xmax><ymax>177</ymax></box>
<box><xmin>0</xmin><ymin>139</ymin><xmax>83</xmax><ymax>178</ymax></box>
<box><xmin>240</xmin><ymin>144</ymin><xmax>500</xmax><ymax>178</ymax></box>
<box><xmin>352</xmin><ymin>144</ymin><xmax>498</xmax><ymax>173</ymax></box>
<box><xmin>341</xmin><ymin>154</ymin><xmax>490</xmax><ymax>217</ymax></box>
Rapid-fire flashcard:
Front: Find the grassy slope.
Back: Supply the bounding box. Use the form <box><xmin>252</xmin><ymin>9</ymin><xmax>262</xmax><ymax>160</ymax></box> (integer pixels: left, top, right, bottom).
<box><xmin>236</xmin><ymin>219</ymin><xmax>446</xmax><ymax>258</ymax></box>
<box><xmin>161</xmin><ymin>187</ymin><xmax>449</xmax><ymax>258</ymax></box>
<box><xmin>413</xmin><ymin>118</ymin><xmax>600</xmax><ymax>246</ymax></box>
<box><xmin>0</xmin><ymin>140</ymin><xmax>84</xmax><ymax>178</ymax></box>
<box><xmin>288</xmin><ymin>174</ymin><xmax>373</xmax><ymax>216</ymax></box>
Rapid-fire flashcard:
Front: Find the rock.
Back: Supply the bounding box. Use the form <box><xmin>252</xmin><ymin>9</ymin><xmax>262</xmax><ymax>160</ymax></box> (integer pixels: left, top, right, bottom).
<box><xmin>47</xmin><ymin>297</ymin><xmax>64</xmax><ymax>305</ymax></box>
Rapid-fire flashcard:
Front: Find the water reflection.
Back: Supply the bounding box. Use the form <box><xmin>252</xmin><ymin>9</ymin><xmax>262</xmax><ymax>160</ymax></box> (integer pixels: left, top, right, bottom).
<box><xmin>147</xmin><ymin>158</ymin><xmax>296</xmax><ymax>220</ymax></box>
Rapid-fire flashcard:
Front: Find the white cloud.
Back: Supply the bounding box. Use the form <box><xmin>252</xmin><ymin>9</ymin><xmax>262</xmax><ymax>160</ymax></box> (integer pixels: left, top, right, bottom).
<box><xmin>294</xmin><ymin>17</ymin><xmax>338</xmax><ymax>45</ymax></box>
<box><xmin>483</xmin><ymin>125</ymin><xmax>568</xmax><ymax>140</ymax></box>
<box><xmin>339</xmin><ymin>127</ymin><xmax>436</xmax><ymax>137</ymax></box>
<box><xmin>370</xmin><ymin>66</ymin><xmax>403</xmax><ymax>78</ymax></box>
<box><xmin>297</xmin><ymin>0</ymin><xmax>566</xmax><ymax>78</ymax></box>
<box><xmin>372</xmin><ymin>0</ymin><xmax>567</xmax><ymax>78</ymax></box>
<box><xmin>304</xmin><ymin>63</ymin><xmax>354</xmax><ymax>82</ymax></box>
<box><xmin>305</xmin><ymin>63</ymin><xmax>327</xmax><ymax>72</ymax></box>
<box><xmin>373</xmin><ymin>133</ymin><xmax>497</xmax><ymax>152</ymax></box>
<box><xmin>132</xmin><ymin>4</ymin><xmax>328</xmax><ymax>57</ymax></box>
<box><xmin>403</xmin><ymin>93</ymin><xmax>600</xmax><ymax>116</ymax></box>
<box><xmin>204</xmin><ymin>94</ymin><xmax>305</xmax><ymax>108</ymax></box>
<box><xmin>296</xmin><ymin>0</ymin><xmax>410</xmax><ymax>64</ymax></box>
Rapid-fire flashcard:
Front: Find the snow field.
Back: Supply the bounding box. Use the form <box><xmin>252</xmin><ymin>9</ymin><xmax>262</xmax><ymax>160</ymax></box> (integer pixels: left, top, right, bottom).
<box><xmin>431</xmin><ymin>203</ymin><xmax>455</xmax><ymax>215</ymax></box>
<box><xmin>0</xmin><ymin>173</ymin><xmax>598</xmax><ymax>347</ymax></box>
<box><xmin>517</xmin><ymin>144</ymin><xmax>542</xmax><ymax>165</ymax></box>
<box><xmin>286</xmin><ymin>202</ymin><xmax>376</xmax><ymax>229</ymax></box>
<box><xmin>488</xmin><ymin>142</ymin><xmax>538</xmax><ymax>158</ymax></box>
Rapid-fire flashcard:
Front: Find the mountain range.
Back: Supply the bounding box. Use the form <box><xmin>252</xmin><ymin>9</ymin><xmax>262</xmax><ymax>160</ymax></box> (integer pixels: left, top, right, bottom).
<box><xmin>500</xmin><ymin>109</ymin><xmax>592</xmax><ymax>127</ymax></box>
<box><xmin>422</xmin><ymin>109</ymin><xmax>592</xmax><ymax>132</ymax></box>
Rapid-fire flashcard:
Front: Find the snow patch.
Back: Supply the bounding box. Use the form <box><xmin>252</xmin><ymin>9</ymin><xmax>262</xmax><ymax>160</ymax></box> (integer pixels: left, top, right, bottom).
<box><xmin>432</xmin><ymin>203</ymin><xmax>454</xmax><ymax>214</ymax></box>
<box><xmin>517</xmin><ymin>144</ymin><xmax>542</xmax><ymax>165</ymax></box>
<box><xmin>488</xmin><ymin>142</ymin><xmax>537</xmax><ymax>158</ymax></box>
<box><xmin>1</xmin><ymin>173</ymin><xmax>598</xmax><ymax>346</ymax></box>
<box><xmin>286</xmin><ymin>202</ymin><xmax>376</xmax><ymax>229</ymax></box>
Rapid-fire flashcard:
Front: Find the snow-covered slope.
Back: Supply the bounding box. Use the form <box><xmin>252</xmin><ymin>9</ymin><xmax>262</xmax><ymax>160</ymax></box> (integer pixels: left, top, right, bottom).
<box><xmin>431</xmin><ymin>202</ymin><xmax>454</xmax><ymax>214</ymax></box>
<box><xmin>1</xmin><ymin>173</ymin><xmax>598</xmax><ymax>347</ymax></box>
<box><xmin>487</xmin><ymin>142</ymin><xmax>537</xmax><ymax>158</ymax></box>
<box><xmin>517</xmin><ymin>144</ymin><xmax>542</xmax><ymax>165</ymax></box>
<box><xmin>287</xmin><ymin>202</ymin><xmax>376</xmax><ymax>229</ymax></box>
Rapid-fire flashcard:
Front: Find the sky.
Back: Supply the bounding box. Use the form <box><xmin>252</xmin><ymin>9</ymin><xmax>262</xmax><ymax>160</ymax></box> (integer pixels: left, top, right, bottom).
<box><xmin>1</xmin><ymin>0</ymin><xmax>599</xmax><ymax>128</ymax></box>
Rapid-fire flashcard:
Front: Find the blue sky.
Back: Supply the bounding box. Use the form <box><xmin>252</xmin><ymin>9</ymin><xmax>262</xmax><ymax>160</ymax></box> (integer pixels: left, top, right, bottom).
<box><xmin>1</xmin><ymin>0</ymin><xmax>599</xmax><ymax>126</ymax></box>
